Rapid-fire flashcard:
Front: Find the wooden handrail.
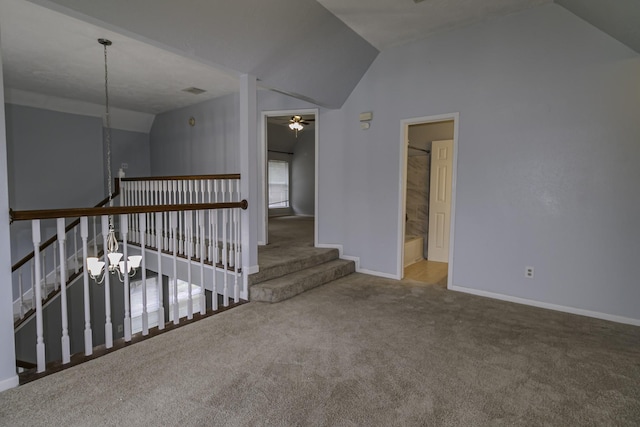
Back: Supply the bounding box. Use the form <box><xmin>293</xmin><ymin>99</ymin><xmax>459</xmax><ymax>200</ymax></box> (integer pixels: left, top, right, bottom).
<box><xmin>11</xmin><ymin>186</ymin><xmax>121</xmax><ymax>272</ymax></box>
<box><xmin>10</xmin><ymin>175</ymin><xmax>244</xmax><ymax>272</ymax></box>
<box><xmin>10</xmin><ymin>200</ymin><xmax>248</xmax><ymax>222</ymax></box>
<box><xmin>121</xmin><ymin>174</ymin><xmax>240</xmax><ymax>182</ymax></box>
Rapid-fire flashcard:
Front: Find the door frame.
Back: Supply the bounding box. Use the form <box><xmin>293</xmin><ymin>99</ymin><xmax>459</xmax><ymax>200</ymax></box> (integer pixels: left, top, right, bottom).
<box><xmin>397</xmin><ymin>112</ymin><xmax>459</xmax><ymax>288</ymax></box>
<box><xmin>259</xmin><ymin>108</ymin><xmax>319</xmax><ymax>246</ymax></box>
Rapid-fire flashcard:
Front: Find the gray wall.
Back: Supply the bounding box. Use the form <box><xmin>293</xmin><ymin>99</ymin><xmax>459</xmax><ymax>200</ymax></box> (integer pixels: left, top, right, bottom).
<box><xmin>0</xmin><ymin>33</ymin><xmax>18</xmax><ymax>390</ymax></box>
<box><xmin>5</xmin><ymin>104</ymin><xmax>104</xmax><ymax>210</ymax></box>
<box><xmin>318</xmin><ymin>4</ymin><xmax>640</xmax><ymax>321</ymax></box>
<box><xmin>291</xmin><ymin>131</ymin><xmax>315</xmax><ymax>216</ymax></box>
<box><xmin>150</xmin><ymin>93</ymin><xmax>240</xmax><ymax>176</ymax></box>
<box><xmin>110</xmin><ymin>128</ymin><xmax>151</xmax><ymax>179</ymax></box>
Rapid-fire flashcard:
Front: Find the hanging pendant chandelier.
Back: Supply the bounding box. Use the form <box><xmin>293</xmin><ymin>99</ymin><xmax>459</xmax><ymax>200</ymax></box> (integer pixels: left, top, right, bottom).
<box><xmin>86</xmin><ymin>38</ymin><xmax>141</xmax><ymax>284</ymax></box>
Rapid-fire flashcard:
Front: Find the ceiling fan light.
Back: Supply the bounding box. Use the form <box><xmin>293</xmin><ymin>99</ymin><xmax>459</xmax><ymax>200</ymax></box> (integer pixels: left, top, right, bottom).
<box><xmin>289</xmin><ymin>122</ymin><xmax>303</xmax><ymax>131</ymax></box>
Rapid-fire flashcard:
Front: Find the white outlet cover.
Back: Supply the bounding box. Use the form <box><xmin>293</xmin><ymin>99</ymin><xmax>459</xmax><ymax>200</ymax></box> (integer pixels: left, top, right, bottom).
<box><xmin>525</xmin><ymin>266</ymin><xmax>534</xmax><ymax>278</ymax></box>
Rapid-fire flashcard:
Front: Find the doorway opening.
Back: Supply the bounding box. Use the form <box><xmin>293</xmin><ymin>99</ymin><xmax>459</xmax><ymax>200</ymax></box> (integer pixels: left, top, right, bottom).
<box><xmin>398</xmin><ymin>113</ymin><xmax>459</xmax><ymax>288</ymax></box>
<box><xmin>259</xmin><ymin>109</ymin><xmax>318</xmax><ymax>248</ymax></box>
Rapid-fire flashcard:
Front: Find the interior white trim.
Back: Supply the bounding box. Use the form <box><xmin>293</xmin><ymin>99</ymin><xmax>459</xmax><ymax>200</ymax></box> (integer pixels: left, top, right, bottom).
<box><xmin>359</xmin><ymin>268</ymin><xmax>398</xmax><ymax>280</ymax></box>
<box><xmin>397</xmin><ymin>112</ymin><xmax>460</xmax><ymax>287</ymax></box>
<box><xmin>5</xmin><ymin>88</ymin><xmax>156</xmax><ymax>133</ymax></box>
<box><xmin>245</xmin><ymin>265</ymin><xmax>260</xmax><ymax>275</ymax></box>
<box><xmin>451</xmin><ymin>285</ymin><xmax>640</xmax><ymax>327</ymax></box>
<box><xmin>316</xmin><ymin>243</ymin><xmax>344</xmax><ymax>256</ymax></box>
<box><xmin>259</xmin><ymin>108</ymin><xmax>319</xmax><ymax>247</ymax></box>
<box><xmin>0</xmin><ymin>375</ymin><xmax>19</xmax><ymax>392</ymax></box>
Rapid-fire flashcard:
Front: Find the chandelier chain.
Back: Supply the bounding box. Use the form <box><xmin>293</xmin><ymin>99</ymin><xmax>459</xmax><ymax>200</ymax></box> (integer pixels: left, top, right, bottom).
<box><xmin>103</xmin><ymin>42</ymin><xmax>112</xmax><ymax>207</ymax></box>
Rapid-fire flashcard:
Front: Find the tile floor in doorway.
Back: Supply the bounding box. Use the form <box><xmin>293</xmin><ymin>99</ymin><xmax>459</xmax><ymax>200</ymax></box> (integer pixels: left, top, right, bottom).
<box><xmin>404</xmin><ymin>260</ymin><xmax>448</xmax><ymax>286</ymax></box>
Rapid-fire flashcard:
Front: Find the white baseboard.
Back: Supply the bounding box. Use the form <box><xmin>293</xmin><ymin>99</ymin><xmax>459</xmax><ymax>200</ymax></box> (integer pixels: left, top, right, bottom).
<box><xmin>341</xmin><ymin>255</ymin><xmax>360</xmax><ymax>271</ymax></box>
<box><xmin>450</xmin><ymin>285</ymin><xmax>640</xmax><ymax>327</ymax></box>
<box><xmin>0</xmin><ymin>375</ymin><xmax>19</xmax><ymax>392</ymax></box>
<box><xmin>316</xmin><ymin>243</ymin><xmax>400</xmax><ymax>280</ymax></box>
<box><xmin>358</xmin><ymin>268</ymin><xmax>399</xmax><ymax>280</ymax></box>
<box><xmin>316</xmin><ymin>243</ymin><xmax>343</xmax><ymax>257</ymax></box>
<box><xmin>245</xmin><ymin>265</ymin><xmax>260</xmax><ymax>275</ymax></box>
<box><xmin>316</xmin><ymin>243</ymin><xmax>362</xmax><ymax>270</ymax></box>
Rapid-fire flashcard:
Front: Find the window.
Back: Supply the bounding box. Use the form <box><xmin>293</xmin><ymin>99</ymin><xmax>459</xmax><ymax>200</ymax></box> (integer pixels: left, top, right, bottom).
<box><xmin>268</xmin><ymin>160</ymin><xmax>289</xmax><ymax>208</ymax></box>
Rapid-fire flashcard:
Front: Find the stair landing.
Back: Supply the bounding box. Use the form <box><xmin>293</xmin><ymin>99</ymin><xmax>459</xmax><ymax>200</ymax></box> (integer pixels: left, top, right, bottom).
<box><xmin>249</xmin><ymin>216</ymin><xmax>355</xmax><ymax>303</ymax></box>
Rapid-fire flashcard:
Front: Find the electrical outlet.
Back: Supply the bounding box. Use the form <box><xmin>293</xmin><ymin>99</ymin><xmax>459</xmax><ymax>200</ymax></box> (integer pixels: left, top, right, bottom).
<box><xmin>525</xmin><ymin>266</ymin><xmax>534</xmax><ymax>279</ymax></box>
<box><xmin>121</xmin><ymin>163</ymin><xmax>128</xmax><ymax>169</ymax></box>
<box><xmin>117</xmin><ymin>324</ymin><xmax>123</xmax><ymax>333</ymax></box>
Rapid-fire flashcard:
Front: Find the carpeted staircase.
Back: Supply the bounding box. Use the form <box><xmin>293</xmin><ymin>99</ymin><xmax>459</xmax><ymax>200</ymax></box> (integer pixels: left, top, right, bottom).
<box><xmin>249</xmin><ymin>247</ymin><xmax>355</xmax><ymax>303</ymax></box>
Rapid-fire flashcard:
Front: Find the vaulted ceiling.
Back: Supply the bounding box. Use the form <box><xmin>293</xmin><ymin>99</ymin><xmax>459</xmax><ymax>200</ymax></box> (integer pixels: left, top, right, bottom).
<box><xmin>1</xmin><ymin>0</ymin><xmax>638</xmax><ymax>119</ymax></box>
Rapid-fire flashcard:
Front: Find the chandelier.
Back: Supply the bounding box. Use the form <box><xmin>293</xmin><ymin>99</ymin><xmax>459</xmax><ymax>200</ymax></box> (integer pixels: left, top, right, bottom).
<box><xmin>86</xmin><ymin>38</ymin><xmax>141</xmax><ymax>283</ymax></box>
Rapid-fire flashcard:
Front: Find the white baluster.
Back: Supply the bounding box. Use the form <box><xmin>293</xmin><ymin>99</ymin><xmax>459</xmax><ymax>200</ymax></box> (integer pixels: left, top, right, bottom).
<box><xmin>57</xmin><ymin>219</ymin><xmax>71</xmax><ymax>364</ymax></box>
<box><xmin>80</xmin><ymin>217</ymin><xmax>93</xmax><ymax>355</ymax></box>
<box><xmin>222</xmin><ymin>180</ymin><xmax>228</xmax><ymax>307</ymax></box>
<box><xmin>140</xmin><ymin>213</ymin><xmax>148</xmax><ymax>335</ymax></box>
<box><xmin>211</xmin><ymin>208</ymin><xmax>218</xmax><ymax>311</ymax></box>
<box><xmin>208</xmin><ymin>180</ymin><xmax>213</xmax><ymax>262</ymax></box>
<box><xmin>186</xmin><ymin>210</ymin><xmax>193</xmax><ymax>320</ymax></box>
<box><xmin>52</xmin><ymin>241</ymin><xmax>59</xmax><ymax>291</ymax></box>
<box><xmin>145</xmin><ymin>181</ymin><xmax>152</xmax><ymax>243</ymax></box>
<box><xmin>101</xmin><ymin>216</ymin><xmax>113</xmax><ymax>349</ymax></box>
<box><xmin>18</xmin><ymin>268</ymin><xmax>24</xmax><ymax>318</ymax></box>
<box><xmin>235</xmin><ymin>180</ymin><xmax>241</xmax><ymax>302</ymax></box>
<box><xmin>193</xmin><ymin>181</ymin><xmax>200</xmax><ymax>259</ymax></box>
<box><xmin>41</xmin><ymin>248</ymin><xmax>46</xmax><ymax>298</ymax></box>
<box><xmin>92</xmin><ymin>216</ymin><xmax>98</xmax><ymax>256</ymax></box>
<box><xmin>31</xmin><ymin>259</ymin><xmax>36</xmax><ymax>316</ymax></box>
<box><xmin>156</xmin><ymin>212</ymin><xmax>165</xmax><ymax>330</ymax></box>
<box><xmin>199</xmin><ymin>210</ymin><xmax>206</xmax><ymax>315</ymax></box>
<box><xmin>134</xmin><ymin>182</ymin><xmax>141</xmax><ymax>244</ymax></box>
<box><xmin>121</xmin><ymin>180</ymin><xmax>127</xmax><ymax>206</ymax></box>
<box><xmin>73</xmin><ymin>227</ymin><xmax>79</xmax><ymax>274</ymax></box>
<box><xmin>179</xmin><ymin>181</ymin><xmax>185</xmax><ymax>255</ymax></box>
<box><xmin>171</xmin><ymin>212</ymin><xmax>179</xmax><ymax>325</ymax></box>
<box><xmin>32</xmin><ymin>220</ymin><xmax>46</xmax><ymax>373</ymax></box>
<box><xmin>163</xmin><ymin>181</ymin><xmax>169</xmax><ymax>251</ymax></box>
<box><xmin>121</xmin><ymin>215</ymin><xmax>132</xmax><ymax>342</ymax></box>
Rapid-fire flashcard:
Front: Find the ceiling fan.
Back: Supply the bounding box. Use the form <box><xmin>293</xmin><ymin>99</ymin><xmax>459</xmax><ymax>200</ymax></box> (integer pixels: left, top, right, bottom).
<box><xmin>288</xmin><ymin>115</ymin><xmax>314</xmax><ymax>136</ymax></box>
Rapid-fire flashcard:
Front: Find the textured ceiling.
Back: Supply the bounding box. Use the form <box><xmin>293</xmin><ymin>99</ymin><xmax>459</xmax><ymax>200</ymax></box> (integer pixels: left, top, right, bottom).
<box><xmin>1</xmin><ymin>0</ymin><xmax>638</xmax><ymax>119</ymax></box>
<box><xmin>0</xmin><ymin>0</ymin><xmax>239</xmax><ymax>114</ymax></box>
<box><xmin>316</xmin><ymin>0</ymin><xmax>551</xmax><ymax>50</ymax></box>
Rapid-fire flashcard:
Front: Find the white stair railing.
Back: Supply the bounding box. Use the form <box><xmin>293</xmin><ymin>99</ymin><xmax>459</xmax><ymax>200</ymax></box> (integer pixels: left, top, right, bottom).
<box><xmin>11</xmin><ymin>180</ymin><xmax>247</xmax><ymax>374</ymax></box>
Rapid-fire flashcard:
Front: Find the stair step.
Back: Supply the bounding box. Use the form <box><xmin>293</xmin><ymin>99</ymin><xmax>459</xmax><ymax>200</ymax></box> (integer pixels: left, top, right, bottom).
<box><xmin>250</xmin><ymin>259</ymin><xmax>355</xmax><ymax>303</ymax></box>
<box><xmin>249</xmin><ymin>247</ymin><xmax>339</xmax><ymax>286</ymax></box>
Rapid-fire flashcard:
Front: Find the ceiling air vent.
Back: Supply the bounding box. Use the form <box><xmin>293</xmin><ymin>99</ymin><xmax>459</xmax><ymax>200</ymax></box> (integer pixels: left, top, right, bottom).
<box><xmin>182</xmin><ymin>87</ymin><xmax>207</xmax><ymax>95</ymax></box>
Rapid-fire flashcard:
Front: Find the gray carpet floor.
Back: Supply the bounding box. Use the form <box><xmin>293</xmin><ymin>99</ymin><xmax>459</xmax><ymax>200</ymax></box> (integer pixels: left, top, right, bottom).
<box><xmin>1</xmin><ymin>273</ymin><xmax>639</xmax><ymax>426</ymax></box>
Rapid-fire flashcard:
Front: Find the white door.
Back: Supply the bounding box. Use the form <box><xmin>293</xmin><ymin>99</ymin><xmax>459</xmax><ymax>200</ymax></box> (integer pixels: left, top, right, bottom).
<box><xmin>428</xmin><ymin>140</ymin><xmax>453</xmax><ymax>262</ymax></box>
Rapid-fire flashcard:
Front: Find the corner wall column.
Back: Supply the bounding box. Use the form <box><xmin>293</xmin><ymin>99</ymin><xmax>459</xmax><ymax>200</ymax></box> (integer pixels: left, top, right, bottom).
<box><xmin>0</xmin><ymin>29</ymin><xmax>20</xmax><ymax>391</ymax></box>
<box><xmin>239</xmin><ymin>74</ymin><xmax>258</xmax><ymax>299</ymax></box>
